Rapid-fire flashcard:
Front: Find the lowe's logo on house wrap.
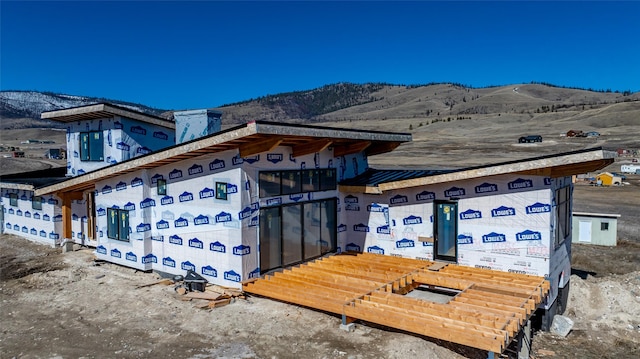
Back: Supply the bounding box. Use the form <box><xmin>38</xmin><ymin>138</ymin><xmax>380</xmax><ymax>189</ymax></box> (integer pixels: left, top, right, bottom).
<box><xmin>482</xmin><ymin>232</ymin><xmax>507</xmax><ymax>243</ymax></box>
<box><xmin>163</xmin><ymin>257</ymin><xmax>176</xmax><ymax>268</ymax></box>
<box><xmin>131</xmin><ymin>177</ymin><xmax>143</xmax><ymax>187</ymax></box>
<box><xmin>188</xmin><ymin>164</ymin><xmax>203</xmax><ymax>176</ymax></box>
<box><xmin>337</xmin><ymin>224</ymin><xmax>347</xmax><ymax>233</ymax></box>
<box><xmin>249</xmin><ymin>216</ymin><xmax>259</xmax><ymax>227</ymax></box>
<box><xmin>24</xmin><ymin>211</ymin><xmax>31</xmax><ymax>218</ymax></box>
<box><xmin>445</xmin><ymin>186</ymin><xmax>465</xmax><ymax>197</ymax></box>
<box><xmin>475</xmin><ymin>182</ymin><xmax>498</xmax><ymax>194</ymax></box>
<box><xmin>490</xmin><ymin>205</ymin><xmax>515</xmax><ymax>217</ymax></box>
<box><xmin>390</xmin><ymin>194</ymin><xmax>408</xmax><ymax>205</ymax></box>
<box><xmin>30</xmin><ymin>228</ymin><xmax>37</xmax><ymax>235</ymax></box>
<box><xmin>210</xmin><ymin>241</ymin><xmax>226</xmax><ymax>253</ymax></box>
<box><xmin>124</xmin><ymin>202</ymin><xmax>136</xmax><ymax>211</ymax></box>
<box><xmin>151</xmin><ymin>235</ymin><xmax>164</xmax><ymax>242</ymax></box>
<box><xmin>39</xmin><ymin>230</ymin><xmax>46</xmax><ymax>237</ymax></box>
<box><xmin>516</xmin><ymin>230</ymin><xmax>542</xmax><ymax>241</ymax></box>
<box><xmin>136</xmin><ymin>223</ymin><xmax>151</xmax><ymax>232</ymax></box>
<box><xmin>233</xmin><ymin>245</ymin><xmax>251</xmax><ymax>256</ymax></box>
<box><xmin>161</xmin><ymin>196</ymin><xmax>174</xmax><ymax>205</ymax></box>
<box><xmin>8</xmin><ymin>209</ymin><xmax>14</xmax><ymax>215</ymax></box>
<box><xmin>344</xmin><ymin>195</ymin><xmax>358</xmax><ymax>204</ymax></box>
<box><xmin>367</xmin><ymin>204</ymin><xmax>385</xmax><ymax>212</ymax></box>
<box><xmin>110</xmin><ymin>248</ymin><xmax>122</xmax><ymax>258</ymax></box>
<box><xmin>508</xmin><ymin>178</ymin><xmax>533</xmax><ymax>190</ymax></box>
<box><xmin>266</xmin><ymin>198</ymin><xmax>281</xmax><ymax>206</ymax></box>
<box><xmin>457</xmin><ymin>234</ymin><xmax>473</xmax><ymax>244</ymax></box>
<box><xmin>267</xmin><ymin>153</ymin><xmax>283</xmax><ymax>164</ymax></box>
<box><xmin>130</xmin><ymin>125</ymin><xmax>146</xmax><ymax>135</ymax></box>
<box><xmin>116</xmin><ymin>181</ymin><xmax>127</xmax><ymax>191</ymax></box>
<box><xmin>345</xmin><ymin>243</ymin><xmax>361</xmax><ymax>252</ymax></box>
<box><xmin>215</xmin><ymin>211</ymin><xmax>232</xmax><ymax>223</ymax></box>
<box><xmin>209</xmin><ymin>159</ymin><xmax>225</xmax><ymax>170</ymax></box>
<box><xmin>416</xmin><ymin>191</ymin><xmax>436</xmax><ymax>201</ymax></box>
<box><xmin>77</xmin><ymin>169</ymin><xmax>86</xmax><ymax>175</ymax></box>
<box><xmin>179</xmin><ymin>191</ymin><xmax>194</xmax><ymax>202</ymax></box>
<box><xmin>403</xmin><ymin>215</ymin><xmax>423</xmax><ymax>225</ymax></box>
<box><xmin>43</xmin><ymin>214</ymin><xmax>51</xmax><ymax>221</ymax></box>
<box><xmin>181</xmin><ymin>261</ymin><xmax>196</xmax><ymax>271</ymax></box>
<box><xmin>249</xmin><ymin>267</ymin><xmax>261</xmax><ymax>279</ymax></box>
<box><xmin>96</xmin><ymin>245</ymin><xmax>107</xmax><ymax>254</ymax></box>
<box><xmin>20</xmin><ymin>226</ymin><xmax>27</xmax><ymax>232</ymax></box>
<box><xmin>367</xmin><ymin>246</ymin><xmax>385</xmax><ymax>255</ymax></box>
<box><xmin>224</xmin><ymin>270</ymin><xmax>241</xmax><ymax>282</ymax></box>
<box><xmin>137</xmin><ymin>146</ymin><xmax>152</xmax><ymax>155</ymax></box>
<box><xmin>227</xmin><ymin>183</ymin><xmax>238</xmax><ymax>194</ymax></box>
<box><xmin>47</xmin><ymin>197</ymin><xmax>58</xmax><ymax>205</ymax></box>
<box><xmin>169</xmin><ymin>234</ymin><xmax>182</xmax><ymax>246</ymax></box>
<box><xmin>243</xmin><ymin>155</ymin><xmax>260</xmax><ymax>164</ymax></box>
<box><xmin>353</xmin><ymin>223</ymin><xmax>370</xmax><ymax>232</ymax></box>
<box><xmin>97</xmin><ymin>208</ymin><xmax>106</xmax><ymax>216</ymax></box>
<box><xmin>116</xmin><ymin>142</ymin><xmax>130</xmax><ymax>151</ymax></box>
<box><xmin>153</xmin><ymin>131</ymin><xmax>169</xmax><ymax>140</ymax></box>
<box><xmin>199</xmin><ymin>187</ymin><xmax>214</xmax><ymax>199</ymax></box>
<box><xmin>239</xmin><ymin>207</ymin><xmax>252</xmax><ymax>220</ymax></box>
<box><xmin>526</xmin><ymin>202</ymin><xmax>551</xmax><ymax>214</ymax></box>
<box><xmin>34</xmin><ymin>212</ymin><xmax>41</xmax><ymax>219</ymax></box>
<box><xmin>140</xmin><ymin>198</ymin><xmax>156</xmax><ymax>208</ymax></box>
<box><xmin>396</xmin><ymin>238</ymin><xmax>415</xmax><ymax>248</ymax></box>
<box><xmin>289</xmin><ymin>193</ymin><xmax>304</xmax><ymax>202</ymax></box>
<box><xmin>460</xmin><ymin>209</ymin><xmax>482</xmax><ymax>220</ymax></box>
<box><xmin>73</xmin><ymin>150</ymin><xmax>79</xmax><ymax>158</ymax></box>
<box><xmin>544</xmin><ymin>177</ymin><xmax>552</xmax><ymax>186</ymax></box>
<box><xmin>53</xmin><ymin>215</ymin><xmax>62</xmax><ymax>222</ymax></box>
<box><xmin>377</xmin><ymin>225</ymin><xmax>391</xmax><ymax>234</ymax></box>
<box><xmin>114</xmin><ymin>121</ymin><xmax>123</xmax><ymax>129</ymax></box>
<box><xmin>169</xmin><ymin>169</ymin><xmax>183</xmax><ymax>179</ymax></box>
<box><xmin>142</xmin><ymin>253</ymin><xmax>157</xmax><ymax>264</ymax></box>
<box><xmin>101</xmin><ymin>185</ymin><xmax>112</xmax><ymax>194</ymax></box>
<box><xmin>345</xmin><ymin>203</ymin><xmax>360</xmax><ymax>211</ymax></box>
<box><xmin>189</xmin><ymin>238</ymin><xmax>204</xmax><ymax>249</ymax></box>
<box><xmin>202</xmin><ymin>265</ymin><xmax>217</xmax><ymax>277</ymax></box>
<box><xmin>151</xmin><ymin>174</ymin><xmax>164</xmax><ymax>184</ymax></box>
<box><xmin>126</xmin><ymin>252</ymin><xmax>137</xmax><ymax>262</ymax></box>
<box><xmin>174</xmin><ymin>217</ymin><xmax>189</xmax><ymax>228</ymax></box>
<box><xmin>194</xmin><ymin>214</ymin><xmax>209</xmax><ymax>225</ymax></box>
<box><xmin>17</xmin><ymin>210</ymin><xmax>24</xmax><ymax>217</ymax></box>
<box><xmin>232</xmin><ymin>155</ymin><xmax>243</xmax><ymax>166</ymax></box>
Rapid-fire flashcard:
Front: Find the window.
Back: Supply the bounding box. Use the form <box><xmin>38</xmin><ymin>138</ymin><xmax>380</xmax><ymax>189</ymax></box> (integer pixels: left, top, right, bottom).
<box><xmin>157</xmin><ymin>179</ymin><xmax>167</xmax><ymax>196</ymax></box>
<box><xmin>554</xmin><ymin>186</ymin><xmax>571</xmax><ymax>246</ymax></box>
<box><xmin>601</xmin><ymin>222</ymin><xmax>609</xmax><ymax>231</ymax></box>
<box><xmin>79</xmin><ymin>131</ymin><xmax>104</xmax><ymax>161</ymax></box>
<box><xmin>107</xmin><ymin>208</ymin><xmax>129</xmax><ymax>241</ymax></box>
<box><xmin>215</xmin><ymin>182</ymin><xmax>227</xmax><ymax>200</ymax></box>
<box><xmin>9</xmin><ymin>193</ymin><xmax>18</xmax><ymax>207</ymax></box>
<box><xmin>32</xmin><ymin>196</ymin><xmax>42</xmax><ymax>210</ymax></box>
<box><xmin>259</xmin><ymin>168</ymin><xmax>337</xmax><ymax>198</ymax></box>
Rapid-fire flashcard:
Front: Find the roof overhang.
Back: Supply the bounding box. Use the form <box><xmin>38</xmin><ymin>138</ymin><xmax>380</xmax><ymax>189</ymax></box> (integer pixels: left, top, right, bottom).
<box><xmin>0</xmin><ymin>182</ymin><xmax>35</xmax><ymax>191</ymax></box>
<box><xmin>34</xmin><ymin>121</ymin><xmax>411</xmax><ymax>196</ymax></box>
<box><xmin>41</xmin><ymin>103</ymin><xmax>175</xmax><ymax>129</ymax></box>
<box><xmin>342</xmin><ymin>148</ymin><xmax>615</xmax><ymax>194</ymax></box>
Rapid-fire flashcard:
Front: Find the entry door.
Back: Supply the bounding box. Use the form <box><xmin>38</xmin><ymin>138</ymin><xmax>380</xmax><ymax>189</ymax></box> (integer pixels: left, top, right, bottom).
<box><xmin>86</xmin><ymin>191</ymin><xmax>96</xmax><ymax>240</ymax></box>
<box><xmin>434</xmin><ymin>201</ymin><xmax>458</xmax><ymax>262</ymax></box>
<box><xmin>259</xmin><ymin>207</ymin><xmax>281</xmax><ymax>272</ymax></box>
<box><xmin>578</xmin><ymin>220</ymin><xmax>592</xmax><ymax>243</ymax></box>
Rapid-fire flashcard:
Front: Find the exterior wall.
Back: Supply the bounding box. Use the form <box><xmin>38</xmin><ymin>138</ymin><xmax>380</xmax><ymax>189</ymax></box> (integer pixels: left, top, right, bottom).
<box><xmin>1</xmin><ymin>188</ymin><xmax>62</xmax><ymax>246</ymax></box>
<box><xmin>621</xmin><ymin>165</ymin><xmax>640</xmax><ymax>174</ymax></box>
<box><xmin>572</xmin><ymin>215</ymin><xmax>618</xmax><ymax>246</ymax></box>
<box><xmin>92</xmin><ymin>144</ymin><xmax>366</xmax><ymax>287</ymax></box>
<box><xmin>70</xmin><ymin>198</ymin><xmax>92</xmax><ymax>246</ymax></box>
<box><xmin>66</xmin><ymin>116</ymin><xmax>175</xmax><ymax>176</ymax></box>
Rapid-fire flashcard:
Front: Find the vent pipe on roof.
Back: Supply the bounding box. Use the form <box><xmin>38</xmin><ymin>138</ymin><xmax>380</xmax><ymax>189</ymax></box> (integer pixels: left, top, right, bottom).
<box><xmin>173</xmin><ymin>109</ymin><xmax>222</xmax><ymax>144</ymax></box>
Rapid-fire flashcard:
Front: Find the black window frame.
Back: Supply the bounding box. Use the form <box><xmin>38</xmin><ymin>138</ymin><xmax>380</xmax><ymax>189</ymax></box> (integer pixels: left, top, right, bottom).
<box><xmin>157</xmin><ymin>179</ymin><xmax>167</xmax><ymax>196</ymax></box>
<box><xmin>259</xmin><ymin>168</ymin><xmax>337</xmax><ymax>198</ymax></box>
<box><xmin>600</xmin><ymin>222</ymin><xmax>609</xmax><ymax>231</ymax></box>
<box><xmin>32</xmin><ymin>196</ymin><xmax>43</xmax><ymax>210</ymax></box>
<box><xmin>554</xmin><ymin>186</ymin><xmax>571</xmax><ymax>247</ymax></box>
<box><xmin>216</xmin><ymin>182</ymin><xmax>228</xmax><ymax>200</ymax></box>
<box><xmin>79</xmin><ymin>131</ymin><xmax>104</xmax><ymax>162</ymax></box>
<box><xmin>9</xmin><ymin>193</ymin><xmax>18</xmax><ymax>207</ymax></box>
<box><xmin>107</xmin><ymin>208</ymin><xmax>129</xmax><ymax>242</ymax></box>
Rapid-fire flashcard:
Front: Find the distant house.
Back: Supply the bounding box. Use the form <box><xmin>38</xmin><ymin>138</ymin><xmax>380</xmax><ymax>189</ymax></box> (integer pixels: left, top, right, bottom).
<box><xmin>585</xmin><ymin>131</ymin><xmax>600</xmax><ymax>138</ymax></box>
<box><xmin>566</xmin><ymin>130</ymin><xmax>584</xmax><ymax>138</ymax></box>
<box><xmin>44</xmin><ymin>148</ymin><xmax>65</xmax><ymax>159</ymax></box>
<box><xmin>518</xmin><ymin>135</ymin><xmax>542</xmax><ymax>143</ymax></box>
<box><xmin>572</xmin><ymin>212</ymin><xmax>620</xmax><ymax>246</ymax></box>
<box><xmin>596</xmin><ymin>172</ymin><xmax>623</xmax><ymax>186</ymax></box>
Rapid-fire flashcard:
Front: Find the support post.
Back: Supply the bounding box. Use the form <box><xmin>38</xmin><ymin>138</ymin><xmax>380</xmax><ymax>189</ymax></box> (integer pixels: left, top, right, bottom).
<box><xmin>61</xmin><ymin>193</ymin><xmax>72</xmax><ymax>241</ymax></box>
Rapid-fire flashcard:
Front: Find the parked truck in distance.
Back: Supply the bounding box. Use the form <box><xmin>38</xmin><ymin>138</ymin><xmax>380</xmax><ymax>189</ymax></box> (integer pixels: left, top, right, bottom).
<box><xmin>518</xmin><ymin>135</ymin><xmax>542</xmax><ymax>143</ymax></box>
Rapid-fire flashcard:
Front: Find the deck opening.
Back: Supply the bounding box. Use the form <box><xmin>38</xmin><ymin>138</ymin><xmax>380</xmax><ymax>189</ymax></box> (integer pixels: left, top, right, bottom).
<box><xmin>404</xmin><ymin>285</ymin><xmax>460</xmax><ymax>304</ymax></box>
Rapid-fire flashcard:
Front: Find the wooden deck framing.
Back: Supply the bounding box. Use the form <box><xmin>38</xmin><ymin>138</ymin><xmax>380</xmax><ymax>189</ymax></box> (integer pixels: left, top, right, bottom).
<box><xmin>243</xmin><ymin>252</ymin><xmax>549</xmax><ymax>354</ymax></box>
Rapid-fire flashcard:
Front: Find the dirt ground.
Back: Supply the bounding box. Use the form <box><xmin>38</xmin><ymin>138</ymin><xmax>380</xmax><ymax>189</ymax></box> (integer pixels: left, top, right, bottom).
<box><xmin>1</xmin><ymin>174</ymin><xmax>639</xmax><ymax>359</ymax></box>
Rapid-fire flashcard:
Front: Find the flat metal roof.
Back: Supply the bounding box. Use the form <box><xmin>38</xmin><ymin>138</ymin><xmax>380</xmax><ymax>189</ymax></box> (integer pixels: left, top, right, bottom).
<box><xmin>41</xmin><ymin>103</ymin><xmax>175</xmax><ymax>129</ymax></box>
<box><xmin>34</xmin><ymin>121</ymin><xmax>411</xmax><ymax>196</ymax></box>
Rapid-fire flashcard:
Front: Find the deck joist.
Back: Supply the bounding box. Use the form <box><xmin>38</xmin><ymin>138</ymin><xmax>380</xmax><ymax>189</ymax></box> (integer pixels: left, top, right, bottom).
<box><xmin>243</xmin><ymin>252</ymin><xmax>549</xmax><ymax>354</ymax></box>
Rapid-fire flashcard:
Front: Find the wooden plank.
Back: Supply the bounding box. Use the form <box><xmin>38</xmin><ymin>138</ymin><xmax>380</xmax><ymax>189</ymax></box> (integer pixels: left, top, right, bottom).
<box><xmin>333</xmin><ymin>141</ymin><xmax>371</xmax><ymax>157</ymax></box>
<box><xmin>291</xmin><ymin>139</ymin><xmax>333</xmax><ymax>158</ymax></box>
<box><xmin>239</xmin><ymin>138</ymin><xmax>283</xmax><ymax>157</ymax></box>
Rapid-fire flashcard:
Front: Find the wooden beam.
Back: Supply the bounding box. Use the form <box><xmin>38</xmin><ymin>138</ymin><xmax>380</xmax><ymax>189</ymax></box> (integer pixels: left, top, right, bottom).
<box><xmin>291</xmin><ymin>139</ymin><xmax>333</xmax><ymax>158</ymax></box>
<box><xmin>61</xmin><ymin>193</ymin><xmax>73</xmax><ymax>240</ymax></box>
<box><xmin>333</xmin><ymin>141</ymin><xmax>371</xmax><ymax>157</ymax></box>
<box><xmin>239</xmin><ymin>138</ymin><xmax>283</xmax><ymax>157</ymax></box>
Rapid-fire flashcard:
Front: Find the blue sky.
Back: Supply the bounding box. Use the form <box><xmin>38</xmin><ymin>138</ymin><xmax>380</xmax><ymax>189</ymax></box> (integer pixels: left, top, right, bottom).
<box><xmin>2</xmin><ymin>1</ymin><xmax>639</xmax><ymax>110</ymax></box>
